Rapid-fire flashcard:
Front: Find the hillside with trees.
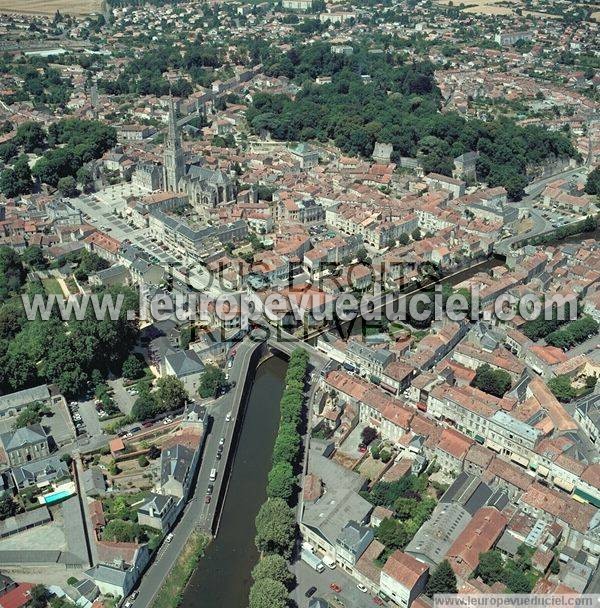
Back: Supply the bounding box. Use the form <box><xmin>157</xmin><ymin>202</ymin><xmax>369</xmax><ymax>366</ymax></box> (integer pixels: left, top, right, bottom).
<box><xmin>247</xmin><ymin>43</ymin><xmax>577</xmax><ymax>200</ymax></box>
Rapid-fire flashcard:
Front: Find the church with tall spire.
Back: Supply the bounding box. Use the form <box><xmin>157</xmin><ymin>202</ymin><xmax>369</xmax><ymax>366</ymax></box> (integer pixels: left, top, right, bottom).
<box><xmin>163</xmin><ymin>95</ymin><xmax>186</xmax><ymax>191</ymax></box>
<box><xmin>162</xmin><ymin>96</ymin><xmax>235</xmax><ymax>214</ymax></box>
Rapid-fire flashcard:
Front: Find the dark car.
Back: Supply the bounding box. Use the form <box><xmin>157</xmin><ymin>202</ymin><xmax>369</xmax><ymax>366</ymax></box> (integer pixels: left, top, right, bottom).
<box><xmin>207</xmin><ymin>484</ymin><xmax>214</xmax><ymax>495</ymax></box>
<box><xmin>305</xmin><ymin>587</ymin><xmax>317</xmax><ymax>598</ymax></box>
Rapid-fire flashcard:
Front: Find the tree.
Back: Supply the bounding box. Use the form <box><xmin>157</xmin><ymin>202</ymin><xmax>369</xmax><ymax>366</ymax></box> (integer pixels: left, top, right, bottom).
<box><xmin>0</xmin><ymin>141</ymin><xmax>17</xmax><ymax>163</ymax></box>
<box><xmin>13</xmin><ymin>401</ymin><xmax>49</xmax><ymax>429</ymax></box>
<box><xmin>0</xmin><ymin>494</ymin><xmax>18</xmax><ymax>520</ymax></box>
<box><xmin>361</xmin><ymin>426</ymin><xmax>378</xmax><ymax>446</ymax></box>
<box><xmin>0</xmin><ymin>156</ymin><xmax>33</xmax><ymax>198</ymax></box>
<box><xmin>426</xmin><ymin>560</ymin><xmax>458</xmax><ymax>596</ymax></box>
<box><xmin>15</xmin><ymin>121</ymin><xmax>46</xmax><ymax>152</ymax></box>
<box><xmin>267</xmin><ymin>461</ymin><xmax>295</xmax><ymax>502</ymax></box>
<box><xmin>255</xmin><ymin>498</ymin><xmax>296</xmax><ymax>558</ymax></box>
<box><xmin>147</xmin><ymin>445</ymin><xmax>161</xmax><ymax>459</ymax></box>
<box><xmin>471</xmin><ymin>364</ymin><xmax>512</xmax><ymax>397</ymax></box>
<box><xmin>28</xmin><ymin>585</ymin><xmax>49</xmax><ymax>608</ymax></box>
<box><xmin>547</xmin><ymin>375</ymin><xmax>576</xmax><ymax>402</ymax></box>
<box><xmin>412</xmin><ymin>228</ymin><xmax>422</xmax><ymax>241</ymax></box>
<box><xmin>58</xmin><ymin>175</ymin><xmax>78</xmax><ymax>197</ymax></box>
<box><xmin>103</xmin><ymin>519</ymin><xmax>141</xmax><ymax>543</ymax></box>
<box><xmin>155</xmin><ymin>376</ymin><xmax>188</xmax><ymax>410</ymax></box>
<box><xmin>21</xmin><ymin>245</ymin><xmax>47</xmax><ymax>270</ymax></box>
<box><xmin>272</xmin><ymin>423</ymin><xmax>300</xmax><ymax>465</ymax></box>
<box><xmin>198</xmin><ymin>364</ymin><xmax>226</xmax><ymax>398</ymax></box>
<box><xmin>0</xmin><ymin>247</ymin><xmax>25</xmax><ymax>302</ymax></box>
<box><xmin>131</xmin><ymin>390</ymin><xmax>159</xmax><ymax>421</ymax></box>
<box><xmin>476</xmin><ymin>550</ymin><xmax>504</xmax><ymax>584</ymax></box>
<box><xmin>251</xmin><ymin>554</ymin><xmax>295</xmax><ymax>588</ymax></box>
<box><xmin>248</xmin><ymin>578</ymin><xmax>288</xmax><ymax>608</ymax></box>
<box><xmin>138</xmin><ymin>455</ymin><xmax>149</xmax><ymax>467</ymax></box>
<box><xmin>585</xmin><ymin>166</ymin><xmax>600</xmax><ymax>195</ymax></box>
<box><xmin>375</xmin><ymin>518</ymin><xmax>411</xmax><ymax>552</ymax></box>
<box><xmin>76</xmin><ymin>165</ymin><xmax>94</xmax><ymax>193</ymax></box>
<box><xmin>122</xmin><ymin>354</ymin><xmax>145</xmax><ymax>380</ymax></box>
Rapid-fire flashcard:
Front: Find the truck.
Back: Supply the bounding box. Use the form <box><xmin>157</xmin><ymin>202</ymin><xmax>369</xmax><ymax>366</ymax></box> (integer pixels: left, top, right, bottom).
<box><xmin>301</xmin><ymin>548</ymin><xmax>325</xmax><ymax>573</ymax></box>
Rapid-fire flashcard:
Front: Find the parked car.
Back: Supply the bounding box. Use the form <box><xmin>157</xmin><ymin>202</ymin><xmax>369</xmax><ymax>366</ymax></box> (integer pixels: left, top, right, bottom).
<box><xmin>373</xmin><ymin>597</ymin><xmax>384</xmax><ymax>606</ymax></box>
<box><xmin>357</xmin><ymin>583</ymin><xmax>368</xmax><ymax>593</ymax></box>
<box><xmin>165</xmin><ymin>533</ymin><xmax>174</xmax><ymax>543</ymax></box>
<box><xmin>330</xmin><ymin>583</ymin><xmax>342</xmax><ymax>593</ymax></box>
<box><xmin>305</xmin><ymin>587</ymin><xmax>317</xmax><ymax>598</ymax></box>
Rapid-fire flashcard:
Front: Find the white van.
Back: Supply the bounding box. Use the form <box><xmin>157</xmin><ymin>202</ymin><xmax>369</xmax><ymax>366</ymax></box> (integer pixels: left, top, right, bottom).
<box><xmin>209</xmin><ymin>468</ymin><xmax>217</xmax><ymax>482</ymax></box>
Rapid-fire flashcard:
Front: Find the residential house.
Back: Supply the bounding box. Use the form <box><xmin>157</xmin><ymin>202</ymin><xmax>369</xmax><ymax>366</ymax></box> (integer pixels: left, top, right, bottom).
<box><xmin>0</xmin><ymin>425</ymin><xmax>50</xmax><ymax>467</ymax></box>
<box><xmin>380</xmin><ymin>551</ymin><xmax>429</xmax><ymax>608</ymax></box>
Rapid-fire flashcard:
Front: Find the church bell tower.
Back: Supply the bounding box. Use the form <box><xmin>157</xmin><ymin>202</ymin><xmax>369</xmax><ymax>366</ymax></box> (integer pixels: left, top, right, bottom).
<box><xmin>163</xmin><ymin>94</ymin><xmax>185</xmax><ymax>192</ymax></box>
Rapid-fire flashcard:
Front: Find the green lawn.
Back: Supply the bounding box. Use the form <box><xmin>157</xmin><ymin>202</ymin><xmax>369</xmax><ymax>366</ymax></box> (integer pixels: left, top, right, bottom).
<box><xmin>42</xmin><ymin>278</ymin><xmax>64</xmax><ymax>297</ymax></box>
<box><xmin>151</xmin><ymin>532</ymin><xmax>210</xmax><ymax>608</ymax></box>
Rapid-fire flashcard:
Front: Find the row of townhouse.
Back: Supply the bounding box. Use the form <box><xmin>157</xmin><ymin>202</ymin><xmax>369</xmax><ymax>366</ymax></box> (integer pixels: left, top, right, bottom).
<box><xmin>302</xmin><ymin>234</ymin><xmax>363</xmax><ymax>277</ymax></box>
<box><xmin>325</xmin><ymin>203</ymin><xmax>418</xmax><ymax>251</ymax></box>
<box><xmin>148</xmin><ymin>208</ymin><xmax>247</xmax><ymax>260</ymax></box>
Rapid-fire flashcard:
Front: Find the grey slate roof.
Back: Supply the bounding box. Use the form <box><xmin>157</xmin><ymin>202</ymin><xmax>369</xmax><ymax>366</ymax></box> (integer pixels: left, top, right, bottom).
<box><xmin>85</xmin><ymin>563</ymin><xmax>128</xmax><ymax>587</ymax></box>
<box><xmin>0</xmin><ymin>385</ymin><xmax>50</xmax><ymax>413</ymax></box>
<box><xmin>160</xmin><ymin>444</ymin><xmax>194</xmax><ymax>486</ymax></box>
<box><xmin>138</xmin><ymin>492</ymin><xmax>173</xmax><ymax>515</ymax></box>
<box><xmin>302</xmin><ymin>441</ymin><xmax>372</xmax><ymax>547</ymax></box>
<box><xmin>0</xmin><ymin>506</ymin><xmax>51</xmax><ymax>537</ymax></box>
<box><xmin>12</xmin><ymin>455</ymin><xmax>69</xmax><ymax>487</ymax></box>
<box><xmin>81</xmin><ymin>466</ymin><xmax>106</xmax><ymax>496</ymax></box>
<box><xmin>164</xmin><ymin>348</ymin><xmax>204</xmax><ymax>378</ymax></box>
<box><xmin>0</xmin><ymin>424</ymin><xmax>47</xmax><ymax>453</ymax></box>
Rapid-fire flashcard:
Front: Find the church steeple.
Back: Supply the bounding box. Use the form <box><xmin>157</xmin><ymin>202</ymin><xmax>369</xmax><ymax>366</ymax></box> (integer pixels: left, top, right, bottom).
<box><xmin>163</xmin><ymin>93</ymin><xmax>185</xmax><ymax>192</ymax></box>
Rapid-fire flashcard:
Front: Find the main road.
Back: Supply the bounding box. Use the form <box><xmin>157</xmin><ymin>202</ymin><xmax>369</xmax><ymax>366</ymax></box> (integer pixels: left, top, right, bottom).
<box><xmin>130</xmin><ymin>338</ymin><xmax>261</xmax><ymax>608</ymax></box>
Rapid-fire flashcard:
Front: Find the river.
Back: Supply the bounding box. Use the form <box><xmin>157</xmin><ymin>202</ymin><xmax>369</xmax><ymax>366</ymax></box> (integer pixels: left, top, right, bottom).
<box><xmin>180</xmin><ymin>356</ymin><xmax>288</xmax><ymax>608</ymax></box>
<box><xmin>178</xmin><ymin>228</ymin><xmax>599</xmax><ymax>607</ymax></box>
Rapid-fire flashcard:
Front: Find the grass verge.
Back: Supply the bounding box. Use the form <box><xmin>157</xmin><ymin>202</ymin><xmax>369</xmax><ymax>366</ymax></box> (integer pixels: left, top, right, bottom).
<box><xmin>150</xmin><ymin>531</ymin><xmax>210</xmax><ymax>608</ymax></box>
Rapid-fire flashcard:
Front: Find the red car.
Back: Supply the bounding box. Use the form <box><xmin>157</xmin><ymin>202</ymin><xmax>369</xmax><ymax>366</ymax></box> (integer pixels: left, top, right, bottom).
<box><xmin>358</xmin><ymin>444</ymin><xmax>367</xmax><ymax>453</ymax></box>
<box><xmin>330</xmin><ymin>583</ymin><xmax>342</xmax><ymax>593</ymax></box>
<box><xmin>373</xmin><ymin>597</ymin><xmax>384</xmax><ymax>605</ymax></box>
<box><xmin>204</xmin><ymin>495</ymin><xmax>211</xmax><ymax>504</ymax></box>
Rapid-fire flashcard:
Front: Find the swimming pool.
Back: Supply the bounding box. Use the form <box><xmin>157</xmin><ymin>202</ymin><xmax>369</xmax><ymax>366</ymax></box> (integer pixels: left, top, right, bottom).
<box><xmin>43</xmin><ymin>490</ymin><xmax>73</xmax><ymax>505</ymax></box>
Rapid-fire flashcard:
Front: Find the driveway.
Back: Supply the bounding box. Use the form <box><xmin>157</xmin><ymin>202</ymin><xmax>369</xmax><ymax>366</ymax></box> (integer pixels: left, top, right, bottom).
<box><xmin>338</xmin><ymin>424</ymin><xmax>366</xmax><ymax>460</ymax></box>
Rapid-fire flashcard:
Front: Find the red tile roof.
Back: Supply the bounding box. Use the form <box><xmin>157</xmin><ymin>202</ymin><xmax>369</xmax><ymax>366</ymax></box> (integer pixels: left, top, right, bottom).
<box><xmin>0</xmin><ymin>583</ymin><xmax>34</xmax><ymax>608</ymax></box>
<box><xmin>383</xmin><ymin>550</ymin><xmax>429</xmax><ymax>588</ymax></box>
<box><xmin>446</xmin><ymin>507</ymin><xmax>507</xmax><ymax>580</ymax></box>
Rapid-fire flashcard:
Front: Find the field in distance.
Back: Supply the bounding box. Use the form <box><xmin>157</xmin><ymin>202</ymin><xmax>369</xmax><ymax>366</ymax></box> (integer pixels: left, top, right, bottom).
<box><xmin>0</xmin><ymin>0</ymin><xmax>102</xmax><ymax>16</ymax></box>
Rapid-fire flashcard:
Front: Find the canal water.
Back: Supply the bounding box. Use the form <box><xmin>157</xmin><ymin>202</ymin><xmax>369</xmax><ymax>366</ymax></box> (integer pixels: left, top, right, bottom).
<box><xmin>180</xmin><ymin>355</ymin><xmax>288</xmax><ymax>608</ymax></box>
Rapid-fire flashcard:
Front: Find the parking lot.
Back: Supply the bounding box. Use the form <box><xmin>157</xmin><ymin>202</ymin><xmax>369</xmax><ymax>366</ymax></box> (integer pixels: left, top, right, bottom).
<box><xmin>291</xmin><ymin>560</ymin><xmax>381</xmax><ymax>608</ymax></box>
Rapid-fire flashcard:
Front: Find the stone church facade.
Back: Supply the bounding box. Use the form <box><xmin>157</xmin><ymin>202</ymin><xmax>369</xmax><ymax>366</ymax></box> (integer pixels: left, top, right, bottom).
<box><xmin>163</xmin><ymin>96</ymin><xmax>235</xmax><ymax>211</ymax></box>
